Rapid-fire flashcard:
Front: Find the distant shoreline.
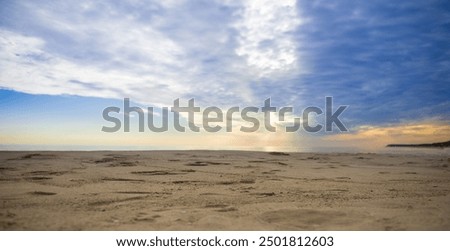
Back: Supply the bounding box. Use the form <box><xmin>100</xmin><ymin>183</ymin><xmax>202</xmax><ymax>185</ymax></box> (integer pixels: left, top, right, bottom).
<box><xmin>386</xmin><ymin>140</ymin><xmax>450</xmax><ymax>148</ymax></box>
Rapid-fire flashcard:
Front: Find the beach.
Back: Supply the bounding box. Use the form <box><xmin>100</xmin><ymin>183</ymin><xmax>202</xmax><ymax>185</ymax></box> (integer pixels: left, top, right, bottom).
<box><xmin>0</xmin><ymin>150</ymin><xmax>449</xmax><ymax>230</ymax></box>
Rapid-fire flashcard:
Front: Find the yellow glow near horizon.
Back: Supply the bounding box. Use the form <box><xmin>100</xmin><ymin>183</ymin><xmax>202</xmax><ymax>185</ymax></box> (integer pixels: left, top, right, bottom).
<box><xmin>1</xmin><ymin>120</ymin><xmax>448</xmax><ymax>151</ymax></box>
<box><xmin>324</xmin><ymin>122</ymin><xmax>450</xmax><ymax>149</ymax></box>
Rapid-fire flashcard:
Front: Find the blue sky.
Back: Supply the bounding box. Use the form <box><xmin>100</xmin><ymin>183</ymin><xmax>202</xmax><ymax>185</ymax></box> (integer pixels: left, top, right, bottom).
<box><xmin>0</xmin><ymin>0</ymin><xmax>449</xmax><ymax>150</ymax></box>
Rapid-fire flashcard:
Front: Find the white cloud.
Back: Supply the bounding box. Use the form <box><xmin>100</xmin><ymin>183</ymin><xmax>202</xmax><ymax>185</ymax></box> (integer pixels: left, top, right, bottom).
<box><xmin>232</xmin><ymin>0</ymin><xmax>302</xmax><ymax>78</ymax></box>
<box><xmin>0</xmin><ymin>0</ymin><xmax>304</xmax><ymax>107</ymax></box>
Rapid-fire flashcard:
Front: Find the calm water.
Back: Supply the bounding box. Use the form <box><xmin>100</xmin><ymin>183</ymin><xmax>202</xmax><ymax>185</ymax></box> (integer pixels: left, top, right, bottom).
<box><xmin>1</xmin><ymin>144</ymin><xmax>449</xmax><ymax>156</ymax></box>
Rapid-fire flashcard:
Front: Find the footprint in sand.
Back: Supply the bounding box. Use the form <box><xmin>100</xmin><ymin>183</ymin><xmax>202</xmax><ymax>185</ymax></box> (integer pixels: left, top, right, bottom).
<box><xmin>251</xmin><ymin>192</ymin><xmax>276</xmax><ymax>197</ymax></box>
<box><xmin>239</xmin><ymin>178</ymin><xmax>256</xmax><ymax>184</ymax></box>
<box><xmin>20</xmin><ymin>154</ymin><xmax>57</xmax><ymax>160</ymax></box>
<box><xmin>204</xmin><ymin>203</ymin><xmax>229</xmax><ymax>208</ymax></box>
<box><xmin>185</xmin><ymin>161</ymin><xmax>231</xmax><ymax>166</ymax></box>
<box><xmin>29</xmin><ymin>191</ymin><xmax>57</xmax><ymax>196</ymax></box>
<box><xmin>335</xmin><ymin>176</ymin><xmax>351</xmax><ymax>180</ymax></box>
<box><xmin>25</xmin><ymin>171</ymin><xmax>68</xmax><ymax>176</ymax></box>
<box><xmin>268</xmin><ymin>152</ymin><xmax>290</xmax><ymax>156</ymax></box>
<box><xmin>216</xmin><ymin>207</ymin><xmax>237</xmax><ymax>212</ymax></box>
<box><xmin>260</xmin><ymin>209</ymin><xmax>355</xmax><ymax>229</ymax></box>
<box><xmin>101</xmin><ymin>177</ymin><xmax>145</xmax><ymax>182</ymax></box>
<box><xmin>185</xmin><ymin>161</ymin><xmax>208</xmax><ymax>166</ymax></box>
<box><xmin>217</xmin><ymin>181</ymin><xmax>237</xmax><ymax>185</ymax></box>
<box><xmin>24</xmin><ymin>176</ymin><xmax>52</xmax><ymax>181</ymax></box>
<box><xmin>131</xmin><ymin>171</ymin><xmax>184</xmax><ymax>176</ymax></box>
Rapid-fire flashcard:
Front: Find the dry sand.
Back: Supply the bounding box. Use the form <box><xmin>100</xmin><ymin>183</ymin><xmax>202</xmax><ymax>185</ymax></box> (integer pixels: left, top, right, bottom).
<box><xmin>0</xmin><ymin>150</ymin><xmax>449</xmax><ymax>230</ymax></box>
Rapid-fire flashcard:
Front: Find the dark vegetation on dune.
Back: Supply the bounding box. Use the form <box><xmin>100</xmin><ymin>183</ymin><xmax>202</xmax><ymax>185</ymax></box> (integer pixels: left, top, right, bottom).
<box><xmin>387</xmin><ymin>140</ymin><xmax>450</xmax><ymax>148</ymax></box>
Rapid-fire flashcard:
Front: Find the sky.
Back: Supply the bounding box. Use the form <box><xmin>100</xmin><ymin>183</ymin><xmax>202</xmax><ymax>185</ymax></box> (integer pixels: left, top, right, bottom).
<box><xmin>0</xmin><ymin>0</ymin><xmax>449</xmax><ymax>151</ymax></box>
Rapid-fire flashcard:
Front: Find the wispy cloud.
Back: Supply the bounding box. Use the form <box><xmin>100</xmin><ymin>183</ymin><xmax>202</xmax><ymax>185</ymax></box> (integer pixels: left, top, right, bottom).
<box><xmin>232</xmin><ymin>0</ymin><xmax>302</xmax><ymax>78</ymax></box>
<box><xmin>0</xmin><ymin>0</ymin><xmax>303</xmax><ymax>107</ymax></box>
<box><xmin>295</xmin><ymin>0</ymin><xmax>450</xmax><ymax>125</ymax></box>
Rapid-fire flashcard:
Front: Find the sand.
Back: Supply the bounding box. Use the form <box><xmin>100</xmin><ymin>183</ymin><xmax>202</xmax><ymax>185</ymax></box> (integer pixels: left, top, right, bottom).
<box><xmin>0</xmin><ymin>150</ymin><xmax>449</xmax><ymax>230</ymax></box>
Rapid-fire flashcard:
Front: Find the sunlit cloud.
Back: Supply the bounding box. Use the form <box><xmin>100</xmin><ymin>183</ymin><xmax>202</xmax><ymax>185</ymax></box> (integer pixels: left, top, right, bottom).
<box><xmin>324</xmin><ymin>121</ymin><xmax>450</xmax><ymax>149</ymax></box>
<box><xmin>232</xmin><ymin>0</ymin><xmax>302</xmax><ymax>78</ymax></box>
